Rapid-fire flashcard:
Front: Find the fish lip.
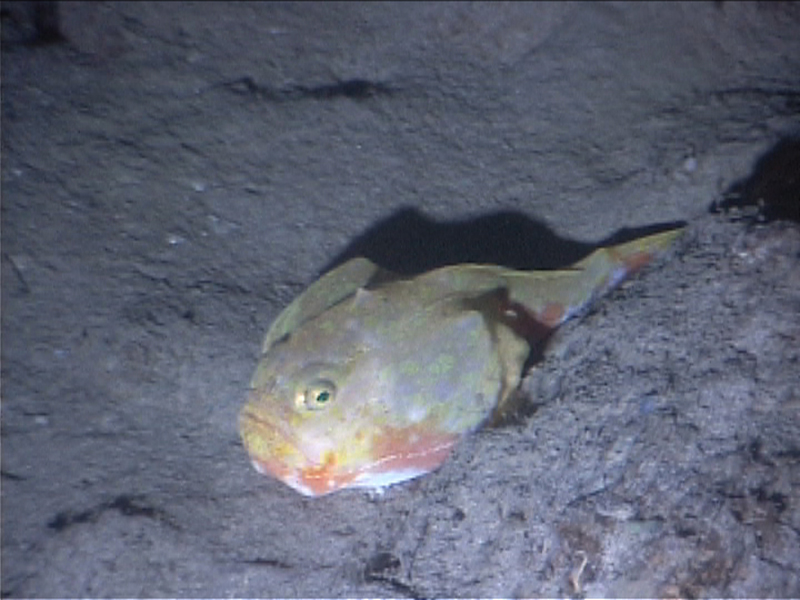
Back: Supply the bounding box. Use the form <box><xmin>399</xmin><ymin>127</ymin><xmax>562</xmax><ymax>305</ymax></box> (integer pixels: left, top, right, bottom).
<box><xmin>240</xmin><ymin>407</ymin><xmax>356</xmax><ymax>496</ymax></box>
<box><xmin>240</xmin><ymin>401</ymin><xmax>344</xmax><ymax>473</ymax></box>
<box><xmin>239</xmin><ymin>404</ymin><xmax>304</xmax><ymax>461</ymax></box>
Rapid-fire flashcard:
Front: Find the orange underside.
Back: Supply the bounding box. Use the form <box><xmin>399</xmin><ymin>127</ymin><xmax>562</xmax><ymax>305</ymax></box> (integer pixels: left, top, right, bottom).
<box><xmin>256</xmin><ymin>424</ymin><xmax>461</xmax><ymax>496</ymax></box>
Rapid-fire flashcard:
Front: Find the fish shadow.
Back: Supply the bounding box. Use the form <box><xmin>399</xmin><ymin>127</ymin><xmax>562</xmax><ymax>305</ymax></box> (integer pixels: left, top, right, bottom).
<box><xmin>324</xmin><ymin>206</ymin><xmax>684</xmax><ymax>275</ymax></box>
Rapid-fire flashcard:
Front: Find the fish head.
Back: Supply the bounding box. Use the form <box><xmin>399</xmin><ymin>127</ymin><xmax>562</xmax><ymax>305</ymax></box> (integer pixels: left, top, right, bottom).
<box><xmin>239</xmin><ymin>331</ymin><xmax>462</xmax><ymax>497</ymax></box>
<box><xmin>239</xmin><ymin>282</ymin><xmax>528</xmax><ymax>497</ymax></box>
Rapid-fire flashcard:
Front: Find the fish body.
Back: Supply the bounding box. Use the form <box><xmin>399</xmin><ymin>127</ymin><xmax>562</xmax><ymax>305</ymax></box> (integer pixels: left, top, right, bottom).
<box><xmin>239</xmin><ymin>229</ymin><xmax>681</xmax><ymax>496</ymax></box>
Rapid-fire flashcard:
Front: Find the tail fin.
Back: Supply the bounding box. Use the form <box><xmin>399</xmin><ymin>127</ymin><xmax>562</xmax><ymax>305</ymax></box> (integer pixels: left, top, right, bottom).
<box><xmin>580</xmin><ymin>227</ymin><xmax>683</xmax><ymax>277</ymax></box>
<box><xmin>505</xmin><ymin>227</ymin><xmax>683</xmax><ymax>328</ymax></box>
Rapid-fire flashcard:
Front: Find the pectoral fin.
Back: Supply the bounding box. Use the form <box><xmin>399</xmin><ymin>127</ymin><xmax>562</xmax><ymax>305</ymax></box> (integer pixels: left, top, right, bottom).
<box><xmin>263</xmin><ymin>257</ymin><xmax>396</xmax><ymax>351</ymax></box>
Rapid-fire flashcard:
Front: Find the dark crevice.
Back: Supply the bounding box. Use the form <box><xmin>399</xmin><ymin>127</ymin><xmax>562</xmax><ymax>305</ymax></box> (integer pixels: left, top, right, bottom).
<box><xmin>0</xmin><ymin>470</ymin><xmax>26</xmax><ymax>481</ymax></box>
<box><xmin>243</xmin><ymin>557</ymin><xmax>293</xmax><ymax>569</ymax></box>
<box><xmin>711</xmin><ymin>137</ymin><xmax>800</xmax><ymax>223</ymax></box>
<box><xmin>216</xmin><ymin>76</ymin><xmax>395</xmax><ymax>102</ymax></box>
<box><xmin>363</xmin><ymin>552</ymin><xmax>427</xmax><ymax>599</ymax></box>
<box><xmin>47</xmin><ymin>494</ymin><xmax>178</xmax><ymax>532</ymax></box>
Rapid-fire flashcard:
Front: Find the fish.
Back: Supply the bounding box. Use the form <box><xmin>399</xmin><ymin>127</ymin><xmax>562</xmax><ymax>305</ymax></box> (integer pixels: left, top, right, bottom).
<box><xmin>239</xmin><ymin>228</ymin><xmax>681</xmax><ymax>496</ymax></box>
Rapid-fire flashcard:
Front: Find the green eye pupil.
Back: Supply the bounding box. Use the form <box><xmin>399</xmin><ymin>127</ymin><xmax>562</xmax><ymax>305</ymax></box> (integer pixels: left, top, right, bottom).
<box><xmin>298</xmin><ymin>378</ymin><xmax>336</xmax><ymax>411</ymax></box>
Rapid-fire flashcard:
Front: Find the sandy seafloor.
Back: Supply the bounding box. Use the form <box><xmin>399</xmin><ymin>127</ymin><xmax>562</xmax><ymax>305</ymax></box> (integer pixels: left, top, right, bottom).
<box><xmin>2</xmin><ymin>2</ymin><xmax>799</xmax><ymax>597</ymax></box>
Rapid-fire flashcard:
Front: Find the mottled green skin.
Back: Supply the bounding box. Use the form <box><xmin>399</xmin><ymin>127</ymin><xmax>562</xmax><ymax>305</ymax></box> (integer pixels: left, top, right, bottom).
<box><xmin>240</xmin><ymin>229</ymin><xmax>681</xmax><ymax>496</ymax></box>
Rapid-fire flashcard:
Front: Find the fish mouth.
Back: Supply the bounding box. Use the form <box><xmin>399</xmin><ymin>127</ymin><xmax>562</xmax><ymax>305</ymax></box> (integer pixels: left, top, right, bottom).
<box><xmin>239</xmin><ymin>405</ymin><xmax>359</xmax><ymax>496</ymax></box>
<box><xmin>239</xmin><ymin>405</ymin><xmax>302</xmax><ymax>465</ymax></box>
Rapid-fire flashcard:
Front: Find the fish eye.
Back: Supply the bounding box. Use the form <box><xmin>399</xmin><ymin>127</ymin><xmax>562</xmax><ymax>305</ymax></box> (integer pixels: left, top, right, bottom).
<box><xmin>297</xmin><ymin>379</ymin><xmax>336</xmax><ymax>411</ymax></box>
